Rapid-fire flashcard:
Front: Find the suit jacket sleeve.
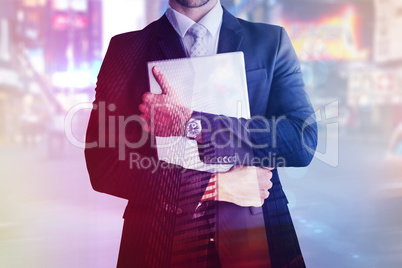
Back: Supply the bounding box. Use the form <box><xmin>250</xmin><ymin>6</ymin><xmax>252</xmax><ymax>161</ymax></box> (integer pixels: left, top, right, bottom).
<box><xmin>85</xmin><ymin>34</ymin><xmax>210</xmax><ymax>206</ymax></box>
<box><xmin>196</xmin><ymin>27</ymin><xmax>318</xmax><ymax>168</ymax></box>
<box><xmin>84</xmin><ymin>36</ymin><xmax>152</xmax><ymax>200</ymax></box>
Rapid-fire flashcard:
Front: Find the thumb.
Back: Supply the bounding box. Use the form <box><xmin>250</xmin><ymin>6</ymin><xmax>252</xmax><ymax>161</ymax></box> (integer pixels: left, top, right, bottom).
<box><xmin>152</xmin><ymin>66</ymin><xmax>172</xmax><ymax>95</ymax></box>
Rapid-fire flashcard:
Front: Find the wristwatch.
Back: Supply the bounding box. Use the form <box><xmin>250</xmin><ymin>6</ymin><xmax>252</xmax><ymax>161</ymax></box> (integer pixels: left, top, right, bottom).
<box><xmin>185</xmin><ymin>118</ymin><xmax>202</xmax><ymax>140</ymax></box>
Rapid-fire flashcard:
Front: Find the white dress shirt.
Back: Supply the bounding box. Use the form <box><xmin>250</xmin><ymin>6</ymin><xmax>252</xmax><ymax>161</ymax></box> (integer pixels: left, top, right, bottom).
<box><xmin>165</xmin><ymin>1</ymin><xmax>223</xmax><ymax>57</ymax></box>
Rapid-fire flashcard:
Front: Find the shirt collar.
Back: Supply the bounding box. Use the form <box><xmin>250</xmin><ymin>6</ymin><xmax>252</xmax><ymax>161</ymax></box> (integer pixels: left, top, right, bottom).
<box><xmin>166</xmin><ymin>0</ymin><xmax>223</xmax><ymax>38</ymax></box>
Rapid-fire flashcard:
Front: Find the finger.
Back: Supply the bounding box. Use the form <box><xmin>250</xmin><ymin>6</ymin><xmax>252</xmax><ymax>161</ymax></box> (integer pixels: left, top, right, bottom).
<box><xmin>143</xmin><ymin>124</ymin><xmax>150</xmax><ymax>133</ymax></box>
<box><xmin>140</xmin><ymin>111</ymin><xmax>150</xmax><ymax>121</ymax></box>
<box><xmin>140</xmin><ymin>114</ymin><xmax>150</xmax><ymax>132</ymax></box>
<box><xmin>143</xmin><ymin>95</ymin><xmax>170</xmax><ymax>112</ymax></box>
<box><xmin>141</xmin><ymin>113</ymin><xmax>171</xmax><ymax>135</ymax></box>
<box><xmin>152</xmin><ymin>66</ymin><xmax>172</xmax><ymax>95</ymax></box>
<box><xmin>145</xmin><ymin>121</ymin><xmax>155</xmax><ymax>134</ymax></box>
<box><xmin>260</xmin><ymin>190</ymin><xmax>269</xmax><ymax>199</ymax></box>
<box><xmin>140</xmin><ymin>108</ymin><xmax>155</xmax><ymax>125</ymax></box>
<box><xmin>142</xmin><ymin>92</ymin><xmax>150</xmax><ymax>101</ymax></box>
<box><xmin>259</xmin><ymin>169</ymin><xmax>273</xmax><ymax>180</ymax></box>
<box><xmin>140</xmin><ymin>102</ymin><xmax>163</xmax><ymax>118</ymax></box>
<box><xmin>263</xmin><ymin>167</ymin><xmax>274</xmax><ymax>170</ymax></box>
<box><xmin>262</xmin><ymin>168</ymin><xmax>273</xmax><ymax>175</ymax></box>
<box><xmin>142</xmin><ymin>92</ymin><xmax>158</xmax><ymax>105</ymax></box>
<box><xmin>260</xmin><ymin>188</ymin><xmax>270</xmax><ymax>194</ymax></box>
<box><xmin>140</xmin><ymin>113</ymin><xmax>150</xmax><ymax>124</ymax></box>
<box><xmin>261</xmin><ymin>183</ymin><xmax>273</xmax><ymax>192</ymax></box>
<box><xmin>139</xmin><ymin>103</ymin><xmax>149</xmax><ymax>114</ymax></box>
<box><xmin>142</xmin><ymin>92</ymin><xmax>156</xmax><ymax>105</ymax></box>
<box><xmin>258</xmin><ymin>179</ymin><xmax>271</xmax><ymax>189</ymax></box>
<box><xmin>257</xmin><ymin>167</ymin><xmax>273</xmax><ymax>174</ymax></box>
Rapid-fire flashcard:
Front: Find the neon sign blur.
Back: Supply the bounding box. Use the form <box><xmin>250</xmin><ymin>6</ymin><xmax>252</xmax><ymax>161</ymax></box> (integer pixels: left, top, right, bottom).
<box><xmin>283</xmin><ymin>6</ymin><xmax>369</xmax><ymax>61</ymax></box>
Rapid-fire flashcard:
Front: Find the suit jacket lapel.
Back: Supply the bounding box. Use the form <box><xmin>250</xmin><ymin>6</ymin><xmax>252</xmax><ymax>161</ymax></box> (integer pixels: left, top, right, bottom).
<box><xmin>218</xmin><ymin>7</ymin><xmax>243</xmax><ymax>54</ymax></box>
<box><xmin>155</xmin><ymin>15</ymin><xmax>187</xmax><ymax>60</ymax></box>
<box><xmin>153</xmin><ymin>9</ymin><xmax>242</xmax><ymax>58</ymax></box>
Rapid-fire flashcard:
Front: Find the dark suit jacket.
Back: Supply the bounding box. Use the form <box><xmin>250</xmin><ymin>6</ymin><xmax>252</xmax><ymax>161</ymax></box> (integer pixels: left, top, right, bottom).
<box><xmin>85</xmin><ymin>6</ymin><xmax>317</xmax><ymax>268</ymax></box>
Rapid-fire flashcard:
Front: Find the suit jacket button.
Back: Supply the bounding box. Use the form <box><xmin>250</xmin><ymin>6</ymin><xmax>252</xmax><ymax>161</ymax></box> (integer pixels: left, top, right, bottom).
<box><xmin>176</xmin><ymin>208</ymin><xmax>182</xmax><ymax>215</ymax></box>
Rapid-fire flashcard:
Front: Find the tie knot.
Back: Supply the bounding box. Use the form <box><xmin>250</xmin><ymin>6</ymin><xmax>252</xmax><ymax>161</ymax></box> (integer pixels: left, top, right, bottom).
<box><xmin>188</xmin><ymin>23</ymin><xmax>207</xmax><ymax>39</ymax></box>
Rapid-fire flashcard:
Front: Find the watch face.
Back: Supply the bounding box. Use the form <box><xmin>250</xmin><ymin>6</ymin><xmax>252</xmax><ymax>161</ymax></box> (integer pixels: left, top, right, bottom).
<box><xmin>186</xmin><ymin>120</ymin><xmax>201</xmax><ymax>139</ymax></box>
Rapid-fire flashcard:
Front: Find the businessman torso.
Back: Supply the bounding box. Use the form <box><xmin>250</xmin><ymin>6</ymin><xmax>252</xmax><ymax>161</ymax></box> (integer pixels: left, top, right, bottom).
<box><xmin>86</xmin><ymin>7</ymin><xmax>314</xmax><ymax>268</ymax></box>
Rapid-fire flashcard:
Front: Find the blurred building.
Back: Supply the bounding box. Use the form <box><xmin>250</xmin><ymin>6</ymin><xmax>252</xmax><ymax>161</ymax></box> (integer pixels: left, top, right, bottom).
<box><xmin>346</xmin><ymin>0</ymin><xmax>402</xmax><ymax>137</ymax></box>
<box><xmin>44</xmin><ymin>0</ymin><xmax>102</xmax><ymax>92</ymax></box>
<box><xmin>218</xmin><ymin>0</ymin><xmax>401</xmax><ymax>138</ymax></box>
<box><xmin>2</xmin><ymin>0</ymin><xmax>401</xmax><ymax>144</ymax></box>
<box><xmin>0</xmin><ymin>0</ymin><xmax>35</xmax><ymax>144</ymax></box>
<box><xmin>0</xmin><ymin>0</ymin><xmax>103</xmax><ymax>145</ymax></box>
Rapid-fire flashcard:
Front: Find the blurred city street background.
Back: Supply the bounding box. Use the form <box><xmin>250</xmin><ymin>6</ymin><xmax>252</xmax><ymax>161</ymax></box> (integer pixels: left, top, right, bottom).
<box><xmin>1</xmin><ymin>0</ymin><xmax>402</xmax><ymax>267</ymax></box>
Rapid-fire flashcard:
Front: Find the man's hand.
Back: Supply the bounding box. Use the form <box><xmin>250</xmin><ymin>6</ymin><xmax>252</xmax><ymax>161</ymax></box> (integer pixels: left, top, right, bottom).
<box><xmin>216</xmin><ymin>166</ymin><xmax>273</xmax><ymax>207</ymax></box>
<box><xmin>139</xmin><ymin>66</ymin><xmax>193</xmax><ymax>137</ymax></box>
